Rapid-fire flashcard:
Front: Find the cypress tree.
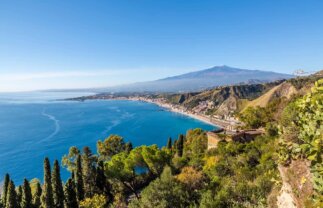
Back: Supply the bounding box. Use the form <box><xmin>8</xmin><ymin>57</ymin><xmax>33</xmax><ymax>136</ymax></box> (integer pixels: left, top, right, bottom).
<box><xmin>95</xmin><ymin>161</ymin><xmax>106</xmax><ymax>194</ymax></box>
<box><xmin>75</xmin><ymin>155</ymin><xmax>84</xmax><ymax>201</ymax></box>
<box><xmin>174</xmin><ymin>139</ymin><xmax>178</xmax><ymax>149</ymax></box>
<box><xmin>41</xmin><ymin>157</ymin><xmax>54</xmax><ymax>208</ymax></box>
<box><xmin>6</xmin><ymin>180</ymin><xmax>18</xmax><ymax>208</ymax></box>
<box><xmin>17</xmin><ymin>185</ymin><xmax>23</xmax><ymax>207</ymax></box>
<box><xmin>82</xmin><ymin>146</ymin><xmax>96</xmax><ymax>198</ymax></box>
<box><xmin>71</xmin><ymin>171</ymin><xmax>75</xmax><ymax>181</ymax></box>
<box><xmin>21</xmin><ymin>178</ymin><xmax>32</xmax><ymax>208</ymax></box>
<box><xmin>177</xmin><ymin>134</ymin><xmax>184</xmax><ymax>157</ymax></box>
<box><xmin>1</xmin><ymin>173</ymin><xmax>10</xmax><ymax>206</ymax></box>
<box><xmin>52</xmin><ymin>160</ymin><xmax>64</xmax><ymax>208</ymax></box>
<box><xmin>32</xmin><ymin>181</ymin><xmax>42</xmax><ymax>208</ymax></box>
<box><xmin>64</xmin><ymin>179</ymin><xmax>78</xmax><ymax>208</ymax></box>
<box><xmin>167</xmin><ymin>137</ymin><xmax>172</xmax><ymax>149</ymax></box>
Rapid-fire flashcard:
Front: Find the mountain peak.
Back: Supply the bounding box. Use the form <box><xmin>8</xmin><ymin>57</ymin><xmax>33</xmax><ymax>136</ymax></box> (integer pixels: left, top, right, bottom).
<box><xmin>160</xmin><ymin>65</ymin><xmax>261</xmax><ymax>81</ymax></box>
<box><xmin>102</xmin><ymin>66</ymin><xmax>294</xmax><ymax>93</ymax></box>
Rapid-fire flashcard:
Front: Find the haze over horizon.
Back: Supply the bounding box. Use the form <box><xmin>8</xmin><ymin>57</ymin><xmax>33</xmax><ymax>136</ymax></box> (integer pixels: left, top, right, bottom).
<box><xmin>1</xmin><ymin>0</ymin><xmax>323</xmax><ymax>92</ymax></box>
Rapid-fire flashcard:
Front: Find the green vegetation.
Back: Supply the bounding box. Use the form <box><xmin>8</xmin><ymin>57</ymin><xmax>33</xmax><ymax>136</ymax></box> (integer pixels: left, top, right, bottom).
<box><xmin>287</xmin><ymin>73</ymin><xmax>322</xmax><ymax>90</ymax></box>
<box><xmin>64</xmin><ymin>179</ymin><xmax>78</xmax><ymax>208</ymax></box>
<box><xmin>0</xmin><ymin>78</ymin><xmax>321</xmax><ymax>208</ymax></box>
<box><xmin>52</xmin><ymin>160</ymin><xmax>64</xmax><ymax>208</ymax></box>
<box><xmin>0</xmin><ymin>129</ymin><xmax>279</xmax><ymax>208</ymax></box>
<box><xmin>1</xmin><ymin>174</ymin><xmax>9</xmax><ymax>207</ymax></box>
<box><xmin>21</xmin><ymin>178</ymin><xmax>32</xmax><ymax>208</ymax></box>
<box><xmin>239</xmin><ymin>106</ymin><xmax>270</xmax><ymax>128</ymax></box>
<box><xmin>80</xmin><ymin>194</ymin><xmax>107</xmax><ymax>208</ymax></box>
<box><xmin>41</xmin><ymin>157</ymin><xmax>54</xmax><ymax>208</ymax></box>
<box><xmin>129</xmin><ymin>166</ymin><xmax>190</xmax><ymax>208</ymax></box>
<box><xmin>32</xmin><ymin>180</ymin><xmax>42</xmax><ymax>208</ymax></box>
<box><xmin>279</xmin><ymin>79</ymin><xmax>323</xmax><ymax>205</ymax></box>
<box><xmin>6</xmin><ymin>180</ymin><xmax>18</xmax><ymax>208</ymax></box>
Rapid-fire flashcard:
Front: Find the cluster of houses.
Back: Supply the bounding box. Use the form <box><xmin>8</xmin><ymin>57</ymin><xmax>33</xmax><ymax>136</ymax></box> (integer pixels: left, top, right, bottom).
<box><xmin>192</xmin><ymin>100</ymin><xmax>215</xmax><ymax>114</ymax></box>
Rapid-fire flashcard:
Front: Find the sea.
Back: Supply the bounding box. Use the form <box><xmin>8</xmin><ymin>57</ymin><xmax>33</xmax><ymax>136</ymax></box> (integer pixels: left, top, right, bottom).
<box><xmin>0</xmin><ymin>91</ymin><xmax>215</xmax><ymax>184</ymax></box>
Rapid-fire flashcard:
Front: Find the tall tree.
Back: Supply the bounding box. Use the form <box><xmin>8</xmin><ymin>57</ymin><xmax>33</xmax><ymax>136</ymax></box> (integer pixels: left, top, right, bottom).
<box><xmin>105</xmin><ymin>146</ymin><xmax>171</xmax><ymax>199</ymax></box>
<box><xmin>64</xmin><ymin>179</ymin><xmax>78</xmax><ymax>208</ymax></box>
<box><xmin>95</xmin><ymin>160</ymin><xmax>111</xmax><ymax>197</ymax></box>
<box><xmin>173</xmin><ymin>139</ymin><xmax>178</xmax><ymax>152</ymax></box>
<box><xmin>82</xmin><ymin>147</ymin><xmax>97</xmax><ymax>198</ymax></box>
<box><xmin>1</xmin><ymin>173</ymin><xmax>10</xmax><ymax>206</ymax></box>
<box><xmin>71</xmin><ymin>171</ymin><xmax>75</xmax><ymax>181</ymax></box>
<box><xmin>97</xmin><ymin>135</ymin><xmax>126</xmax><ymax>160</ymax></box>
<box><xmin>41</xmin><ymin>157</ymin><xmax>54</xmax><ymax>208</ymax></box>
<box><xmin>32</xmin><ymin>181</ymin><xmax>42</xmax><ymax>208</ymax></box>
<box><xmin>75</xmin><ymin>155</ymin><xmax>84</xmax><ymax>202</ymax></box>
<box><xmin>105</xmin><ymin>152</ymin><xmax>140</xmax><ymax>199</ymax></box>
<box><xmin>167</xmin><ymin>137</ymin><xmax>172</xmax><ymax>149</ymax></box>
<box><xmin>21</xmin><ymin>178</ymin><xmax>32</xmax><ymax>208</ymax></box>
<box><xmin>177</xmin><ymin>134</ymin><xmax>184</xmax><ymax>157</ymax></box>
<box><xmin>52</xmin><ymin>160</ymin><xmax>64</xmax><ymax>208</ymax></box>
<box><xmin>128</xmin><ymin>166</ymin><xmax>190</xmax><ymax>208</ymax></box>
<box><xmin>62</xmin><ymin>146</ymin><xmax>80</xmax><ymax>172</ymax></box>
<box><xmin>17</xmin><ymin>185</ymin><xmax>23</xmax><ymax>207</ymax></box>
<box><xmin>6</xmin><ymin>180</ymin><xmax>18</xmax><ymax>208</ymax></box>
<box><xmin>95</xmin><ymin>160</ymin><xmax>105</xmax><ymax>194</ymax></box>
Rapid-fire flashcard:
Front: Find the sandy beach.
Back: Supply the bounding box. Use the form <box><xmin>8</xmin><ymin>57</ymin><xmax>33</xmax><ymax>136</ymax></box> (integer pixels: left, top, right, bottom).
<box><xmin>127</xmin><ymin>97</ymin><xmax>235</xmax><ymax>131</ymax></box>
<box><xmin>152</xmin><ymin>102</ymin><xmax>220</xmax><ymax>127</ymax></box>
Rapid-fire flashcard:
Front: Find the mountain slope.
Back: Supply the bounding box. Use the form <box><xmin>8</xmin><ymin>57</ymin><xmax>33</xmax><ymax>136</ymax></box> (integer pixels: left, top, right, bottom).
<box><xmin>242</xmin><ymin>82</ymin><xmax>297</xmax><ymax>110</ymax></box>
<box><xmin>100</xmin><ymin>66</ymin><xmax>293</xmax><ymax>93</ymax></box>
<box><xmin>162</xmin><ymin>80</ymin><xmax>284</xmax><ymax>116</ymax></box>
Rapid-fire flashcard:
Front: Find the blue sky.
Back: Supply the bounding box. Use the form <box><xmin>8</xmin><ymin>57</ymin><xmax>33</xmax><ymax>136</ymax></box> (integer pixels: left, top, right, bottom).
<box><xmin>1</xmin><ymin>0</ymin><xmax>323</xmax><ymax>91</ymax></box>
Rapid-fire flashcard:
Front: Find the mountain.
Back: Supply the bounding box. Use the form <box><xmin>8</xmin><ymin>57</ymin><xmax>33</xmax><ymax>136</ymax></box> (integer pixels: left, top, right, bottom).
<box><xmin>100</xmin><ymin>65</ymin><xmax>294</xmax><ymax>93</ymax></box>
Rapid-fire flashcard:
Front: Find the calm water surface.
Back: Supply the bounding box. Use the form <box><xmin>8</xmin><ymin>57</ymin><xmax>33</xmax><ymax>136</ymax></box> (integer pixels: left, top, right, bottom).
<box><xmin>0</xmin><ymin>92</ymin><xmax>215</xmax><ymax>183</ymax></box>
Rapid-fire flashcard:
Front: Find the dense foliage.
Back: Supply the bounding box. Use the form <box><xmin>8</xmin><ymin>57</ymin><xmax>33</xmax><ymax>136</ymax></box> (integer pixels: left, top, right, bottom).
<box><xmin>279</xmin><ymin>79</ymin><xmax>323</xmax><ymax>205</ymax></box>
<box><xmin>1</xmin><ymin>129</ymin><xmax>280</xmax><ymax>208</ymax></box>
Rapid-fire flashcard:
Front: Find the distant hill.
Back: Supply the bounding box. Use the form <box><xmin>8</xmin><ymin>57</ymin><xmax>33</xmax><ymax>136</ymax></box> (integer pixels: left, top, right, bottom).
<box><xmin>100</xmin><ymin>65</ymin><xmax>294</xmax><ymax>93</ymax></box>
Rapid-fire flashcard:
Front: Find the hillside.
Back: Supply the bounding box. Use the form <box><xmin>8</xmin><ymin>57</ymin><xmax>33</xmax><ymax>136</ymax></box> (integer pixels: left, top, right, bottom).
<box><xmin>161</xmin><ymin>80</ymin><xmax>285</xmax><ymax>117</ymax></box>
<box><xmin>242</xmin><ymin>82</ymin><xmax>297</xmax><ymax>110</ymax></box>
<box><xmin>99</xmin><ymin>66</ymin><xmax>293</xmax><ymax>93</ymax></box>
<box><xmin>160</xmin><ymin>71</ymin><xmax>322</xmax><ymax>118</ymax></box>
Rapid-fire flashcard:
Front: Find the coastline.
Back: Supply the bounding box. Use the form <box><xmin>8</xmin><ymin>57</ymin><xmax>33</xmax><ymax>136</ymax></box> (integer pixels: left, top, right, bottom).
<box><xmin>68</xmin><ymin>95</ymin><xmax>238</xmax><ymax>132</ymax></box>
<box><xmin>144</xmin><ymin>100</ymin><xmax>220</xmax><ymax>128</ymax></box>
<box><xmin>124</xmin><ymin>98</ymin><xmax>236</xmax><ymax>131</ymax></box>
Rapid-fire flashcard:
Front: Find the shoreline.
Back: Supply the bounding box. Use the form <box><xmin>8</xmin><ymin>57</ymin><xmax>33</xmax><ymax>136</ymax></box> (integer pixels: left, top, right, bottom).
<box><xmin>121</xmin><ymin>98</ymin><xmax>236</xmax><ymax>132</ymax></box>
<box><xmin>68</xmin><ymin>96</ymin><xmax>238</xmax><ymax>133</ymax></box>
<box><xmin>144</xmin><ymin>100</ymin><xmax>220</xmax><ymax>128</ymax></box>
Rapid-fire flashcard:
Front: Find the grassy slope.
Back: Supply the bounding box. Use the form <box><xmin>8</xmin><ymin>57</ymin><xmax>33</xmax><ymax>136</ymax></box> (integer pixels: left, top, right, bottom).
<box><xmin>241</xmin><ymin>84</ymin><xmax>283</xmax><ymax>112</ymax></box>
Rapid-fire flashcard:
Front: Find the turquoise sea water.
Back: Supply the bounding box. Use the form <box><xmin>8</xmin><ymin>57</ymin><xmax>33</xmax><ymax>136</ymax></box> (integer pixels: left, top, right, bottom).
<box><xmin>0</xmin><ymin>92</ymin><xmax>215</xmax><ymax>184</ymax></box>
